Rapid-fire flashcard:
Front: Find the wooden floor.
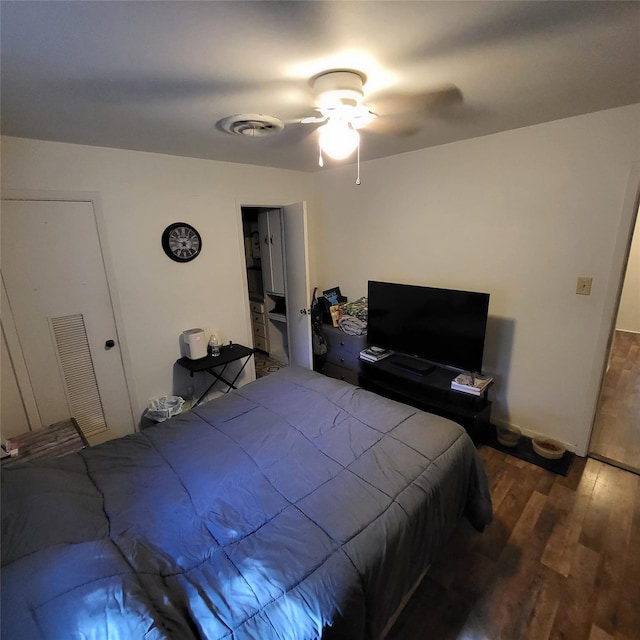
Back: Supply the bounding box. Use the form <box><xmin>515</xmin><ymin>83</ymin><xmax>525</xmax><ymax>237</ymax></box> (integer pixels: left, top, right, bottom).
<box><xmin>254</xmin><ymin>353</ymin><xmax>286</xmax><ymax>378</ymax></box>
<box><xmin>387</xmin><ymin>446</ymin><xmax>640</xmax><ymax>640</ymax></box>
<box><xmin>589</xmin><ymin>330</ymin><xmax>640</xmax><ymax>474</ymax></box>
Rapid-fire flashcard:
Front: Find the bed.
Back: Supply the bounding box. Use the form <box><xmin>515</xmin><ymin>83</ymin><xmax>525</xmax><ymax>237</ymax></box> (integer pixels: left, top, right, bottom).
<box><xmin>1</xmin><ymin>366</ymin><xmax>492</xmax><ymax>640</ymax></box>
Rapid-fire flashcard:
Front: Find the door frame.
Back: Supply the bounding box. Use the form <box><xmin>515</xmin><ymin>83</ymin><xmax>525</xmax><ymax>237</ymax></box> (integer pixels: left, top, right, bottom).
<box><xmin>236</xmin><ymin>199</ymin><xmax>312</xmax><ymax>369</ymax></box>
<box><xmin>586</xmin><ymin>164</ymin><xmax>640</xmax><ymax>454</ymax></box>
<box><xmin>1</xmin><ymin>277</ymin><xmax>42</xmax><ymax>431</ymax></box>
<box><xmin>1</xmin><ymin>189</ymin><xmax>138</xmax><ymax>432</ymax></box>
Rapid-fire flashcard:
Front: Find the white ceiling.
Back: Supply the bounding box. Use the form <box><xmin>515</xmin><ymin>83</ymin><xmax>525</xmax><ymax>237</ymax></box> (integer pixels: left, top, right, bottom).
<box><xmin>2</xmin><ymin>1</ymin><xmax>639</xmax><ymax>172</ymax></box>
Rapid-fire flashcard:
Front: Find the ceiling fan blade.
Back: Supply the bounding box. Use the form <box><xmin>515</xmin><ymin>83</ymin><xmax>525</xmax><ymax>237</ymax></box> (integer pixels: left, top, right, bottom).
<box><xmin>362</xmin><ymin>84</ymin><xmax>464</xmax><ymax>137</ymax></box>
<box><xmin>370</xmin><ymin>84</ymin><xmax>463</xmax><ymax>118</ymax></box>
<box><xmin>365</xmin><ymin>117</ymin><xmax>423</xmax><ymax>137</ymax></box>
<box><xmin>300</xmin><ymin>115</ymin><xmax>327</xmax><ymax>124</ymax></box>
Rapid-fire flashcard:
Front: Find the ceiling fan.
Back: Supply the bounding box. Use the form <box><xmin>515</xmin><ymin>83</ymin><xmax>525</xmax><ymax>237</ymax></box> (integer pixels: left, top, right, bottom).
<box><xmin>294</xmin><ymin>69</ymin><xmax>463</xmax><ymax>173</ymax></box>
<box><xmin>219</xmin><ymin>69</ymin><xmax>463</xmax><ymax>182</ymax></box>
<box><xmin>295</xmin><ymin>70</ymin><xmax>375</xmax><ymax>170</ymax></box>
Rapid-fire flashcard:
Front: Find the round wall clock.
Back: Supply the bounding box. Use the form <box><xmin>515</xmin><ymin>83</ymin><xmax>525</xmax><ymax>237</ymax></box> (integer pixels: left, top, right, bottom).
<box><xmin>161</xmin><ymin>222</ymin><xmax>202</xmax><ymax>263</ymax></box>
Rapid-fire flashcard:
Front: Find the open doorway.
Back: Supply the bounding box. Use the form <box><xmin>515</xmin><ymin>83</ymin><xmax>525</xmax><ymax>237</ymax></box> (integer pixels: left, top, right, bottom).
<box><xmin>589</xmin><ymin>203</ymin><xmax>640</xmax><ymax>473</ymax></box>
<box><xmin>239</xmin><ymin>203</ymin><xmax>313</xmax><ymax>378</ymax></box>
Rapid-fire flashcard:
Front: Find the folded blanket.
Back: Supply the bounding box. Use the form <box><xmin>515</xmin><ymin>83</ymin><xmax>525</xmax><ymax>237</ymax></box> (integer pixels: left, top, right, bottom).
<box><xmin>338</xmin><ymin>315</ymin><xmax>367</xmax><ymax>336</ymax></box>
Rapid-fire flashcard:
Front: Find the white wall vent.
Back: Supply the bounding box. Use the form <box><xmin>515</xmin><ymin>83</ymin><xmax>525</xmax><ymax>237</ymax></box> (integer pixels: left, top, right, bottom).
<box><xmin>219</xmin><ymin>113</ymin><xmax>285</xmax><ymax>137</ymax></box>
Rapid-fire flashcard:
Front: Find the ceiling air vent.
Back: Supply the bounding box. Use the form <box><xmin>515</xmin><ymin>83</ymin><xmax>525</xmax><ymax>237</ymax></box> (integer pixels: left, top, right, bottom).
<box><xmin>219</xmin><ymin>114</ymin><xmax>285</xmax><ymax>137</ymax></box>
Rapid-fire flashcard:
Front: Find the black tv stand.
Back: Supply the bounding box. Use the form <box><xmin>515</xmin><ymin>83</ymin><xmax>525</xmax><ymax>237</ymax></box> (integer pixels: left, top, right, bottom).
<box><xmin>391</xmin><ymin>353</ymin><xmax>435</xmax><ymax>376</ymax></box>
<box><xmin>359</xmin><ymin>354</ymin><xmax>492</xmax><ymax>444</ymax></box>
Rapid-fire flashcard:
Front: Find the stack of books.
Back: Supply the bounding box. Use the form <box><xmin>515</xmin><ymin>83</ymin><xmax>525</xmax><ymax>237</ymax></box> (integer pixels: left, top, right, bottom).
<box><xmin>359</xmin><ymin>346</ymin><xmax>393</xmax><ymax>363</ymax></box>
<box><xmin>451</xmin><ymin>373</ymin><xmax>493</xmax><ymax>396</ymax></box>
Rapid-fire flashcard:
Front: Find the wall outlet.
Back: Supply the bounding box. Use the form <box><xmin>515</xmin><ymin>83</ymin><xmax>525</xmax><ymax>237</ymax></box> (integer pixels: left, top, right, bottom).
<box><xmin>576</xmin><ymin>276</ymin><xmax>593</xmax><ymax>295</ymax></box>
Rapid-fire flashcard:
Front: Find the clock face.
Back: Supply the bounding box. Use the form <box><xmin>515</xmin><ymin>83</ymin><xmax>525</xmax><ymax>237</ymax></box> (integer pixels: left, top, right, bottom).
<box><xmin>162</xmin><ymin>223</ymin><xmax>202</xmax><ymax>262</ymax></box>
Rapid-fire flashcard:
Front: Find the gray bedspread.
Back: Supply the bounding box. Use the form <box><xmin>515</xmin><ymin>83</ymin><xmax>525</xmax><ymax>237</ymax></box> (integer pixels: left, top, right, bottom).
<box><xmin>1</xmin><ymin>366</ymin><xmax>492</xmax><ymax>639</ymax></box>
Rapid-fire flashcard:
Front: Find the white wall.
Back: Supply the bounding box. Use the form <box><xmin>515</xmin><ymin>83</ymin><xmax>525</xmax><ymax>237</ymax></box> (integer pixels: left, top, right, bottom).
<box><xmin>616</xmin><ymin>207</ymin><xmax>640</xmax><ymax>333</ymax></box>
<box><xmin>1</xmin><ymin>137</ymin><xmax>316</xmax><ymax>424</ymax></box>
<box><xmin>313</xmin><ymin>105</ymin><xmax>640</xmax><ymax>455</ymax></box>
<box><xmin>3</xmin><ymin>105</ymin><xmax>639</xmax><ymax>454</ymax></box>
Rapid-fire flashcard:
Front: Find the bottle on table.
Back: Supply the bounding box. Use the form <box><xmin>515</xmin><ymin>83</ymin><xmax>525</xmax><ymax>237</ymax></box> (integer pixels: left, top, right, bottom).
<box><xmin>209</xmin><ymin>333</ymin><xmax>220</xmax><ymax>357</ymax></box>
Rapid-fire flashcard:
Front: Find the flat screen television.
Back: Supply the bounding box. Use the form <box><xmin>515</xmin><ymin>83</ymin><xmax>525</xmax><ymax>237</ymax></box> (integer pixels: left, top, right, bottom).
<box><xmin>367</xmin><ymin>281</ymin><xmax>490</xmax><ymax>373</ymax></box>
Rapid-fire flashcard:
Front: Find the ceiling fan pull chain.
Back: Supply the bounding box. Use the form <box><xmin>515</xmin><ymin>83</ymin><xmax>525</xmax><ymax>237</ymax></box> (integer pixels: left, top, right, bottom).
<box><xmin>355</xmin><ymin>139</ymin><xmax>361</xmax><ymax>185</ymax></box>
<box><xmin>319</xmin><ymin>145</ymin><xmax>324</xmax><ymax>168</ymax></box>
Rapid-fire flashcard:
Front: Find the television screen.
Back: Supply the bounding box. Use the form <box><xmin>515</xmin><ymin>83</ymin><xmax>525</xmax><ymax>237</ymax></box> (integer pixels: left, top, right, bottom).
<box><xmin>367</xmin><ymin>281</ymin><xmax>490</xmax><ymax>373</ymax></box>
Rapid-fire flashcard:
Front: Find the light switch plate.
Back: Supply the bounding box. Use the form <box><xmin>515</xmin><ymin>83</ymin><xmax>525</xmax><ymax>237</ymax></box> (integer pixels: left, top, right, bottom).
<box><xmin>576</xmin><ymin>276</ymin><xmax>593</xmax><ymax>295</ymax></box>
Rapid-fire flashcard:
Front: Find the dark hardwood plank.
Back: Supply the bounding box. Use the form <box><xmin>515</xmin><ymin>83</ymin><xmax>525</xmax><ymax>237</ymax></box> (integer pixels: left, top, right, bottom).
<box><xmin>386</xmin><ymin>447</ymin><xmax>640</xmax><ymax>640</ymax></box>
<box><xmin>616</xmin><ymin>483</ymin><xmax>640</xmax><ymax>638</ymax></box>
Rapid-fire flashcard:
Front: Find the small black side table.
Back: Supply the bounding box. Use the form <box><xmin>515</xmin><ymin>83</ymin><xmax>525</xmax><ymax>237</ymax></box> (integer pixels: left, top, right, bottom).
<box><xmin>177</xmin><ymin>343</ymin><xmax>255</xmax><ymax>407</ymax></box>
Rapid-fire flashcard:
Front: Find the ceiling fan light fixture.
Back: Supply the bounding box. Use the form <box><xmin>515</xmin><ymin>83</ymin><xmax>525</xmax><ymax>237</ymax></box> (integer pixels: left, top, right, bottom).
<box><xmin>318</xmin><ymin>118</ymin><xmax>360</xmax><ymax>160</ymax></box>
<box><xmin>313</xmin><ymin>70</ymin><xmax>366</xmax><ymax>110</ymax></box>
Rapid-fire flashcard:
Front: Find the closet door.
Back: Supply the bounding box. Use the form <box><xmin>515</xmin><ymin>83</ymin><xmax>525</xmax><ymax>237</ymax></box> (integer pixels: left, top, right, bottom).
<box><xmin>1</xmin><ymin>199</ymin><xmax>135</xmax><ymax>444</ymax></box>
<box><xmin>257</xmin><ymin>209</ymin><xmax>285</xmax><ymax>296</ymax></box>
<box><xmin>257</xmin><ymin>211</ymin><xmax>273</xmax><ymax>292</ymax></box>
<box><xmin>283</xmin><ymin>202</ymin><xmax>312</xmax><ymax>369</ymax></box>
<box><xmin>268</xmin><ymin>210</ymin><xmax>286</xmax><ymax>296</ymax></box>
